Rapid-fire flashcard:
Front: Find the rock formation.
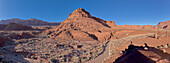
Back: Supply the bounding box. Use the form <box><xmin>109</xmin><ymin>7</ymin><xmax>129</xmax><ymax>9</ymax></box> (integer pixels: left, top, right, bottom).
<box><xmin>157</xmin><ymin>20</ymin><xmax>170</xmax><ymax>29</ymax></box>
<box><xmin>45</xmin><ymin>8</ymin><xmax>117</xmax><ymax>41</ymax></box>
<box><xmin>0</xmin><ymin>18</ymin><xmax>60</xmax><ymax>26</ymax></box>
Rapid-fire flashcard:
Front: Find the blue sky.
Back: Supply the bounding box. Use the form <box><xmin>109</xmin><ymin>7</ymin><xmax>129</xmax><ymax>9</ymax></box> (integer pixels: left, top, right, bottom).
<box><xmin>0</xmin><ymin>0</ymin><xmax>170</xmax><ymax>25</ymax></box>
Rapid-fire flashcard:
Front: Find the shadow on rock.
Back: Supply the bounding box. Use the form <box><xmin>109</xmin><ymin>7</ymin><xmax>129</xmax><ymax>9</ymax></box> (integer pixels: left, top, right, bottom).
<box><xmin>114</xmin><ymin>42</ymin><xmax>170</xmax><ymax>63</ymax></box>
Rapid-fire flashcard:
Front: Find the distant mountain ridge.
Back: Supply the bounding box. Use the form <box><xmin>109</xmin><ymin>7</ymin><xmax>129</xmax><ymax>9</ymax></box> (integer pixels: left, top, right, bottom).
<box><xmin>118</xmin><ymin>20</ymin><xmax>170</xmax><ymax>30</ymax></box>
<box><xmin>0</xmin><ymin>18</ymin><xmax>60</xmax><ymax>26</ymax></box>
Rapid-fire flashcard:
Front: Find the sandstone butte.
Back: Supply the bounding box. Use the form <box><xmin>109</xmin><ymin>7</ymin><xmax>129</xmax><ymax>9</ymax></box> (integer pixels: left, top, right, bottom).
<box><xmin>45</xmin><ymin>8</ymin><xmax>117</xmax><ymax>41</ymax></box>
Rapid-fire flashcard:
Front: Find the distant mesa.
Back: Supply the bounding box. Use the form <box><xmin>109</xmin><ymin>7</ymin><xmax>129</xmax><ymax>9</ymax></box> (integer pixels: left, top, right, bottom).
<box><xmin>0</xmin><ymin>18</ymin><xmax>60</xmax><ymax>26</ymax></box>
<box><xmin>118</xmin><ymin>25</ymin><xmax>158</xmax><ymax>30</ymax></box>
<box><xmin>118</xmin><ymin>20</ymin><xmax>170</xmax><ymax>30</ymax></box>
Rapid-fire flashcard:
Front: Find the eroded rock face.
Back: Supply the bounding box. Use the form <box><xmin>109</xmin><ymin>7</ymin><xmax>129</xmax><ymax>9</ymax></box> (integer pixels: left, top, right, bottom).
<box><xmin>61</xmin><ymin>8</ymin><xmax>115</xmax><ymax>28</ymax></box>
<box><xmin>157</xmin><ymin>20</ymin><xmax>170</xmax><ymax>29</ymax></box>
<box><xmin>45</xmin><ymin>8</ymin><xmax>117</xmax><ymax>41</ymax></box>
<box><xmin>68</xmin><ymin>8</ymin><xmax>91</xmax><ymax>18</ymax></box>
<box><xmin>106</xmin><ymin>21</ymin><xmax>116</xmax><ymax>27</ymax></box>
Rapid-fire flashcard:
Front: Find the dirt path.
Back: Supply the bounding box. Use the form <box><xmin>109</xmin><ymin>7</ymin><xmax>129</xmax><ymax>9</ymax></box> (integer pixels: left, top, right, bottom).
<box><xmin>86</xmin><ymin>33</ymin><xmax>154</xmax><ymax>63</ymax></box>
<box><xmin>85</xmin><ymin>41</ymin><xmax>110</xmax><ymax>63</ymax></box>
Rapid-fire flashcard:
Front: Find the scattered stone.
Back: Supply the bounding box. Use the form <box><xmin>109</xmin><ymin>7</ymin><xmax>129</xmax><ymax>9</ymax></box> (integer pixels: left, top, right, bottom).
<box><xmin>164</xmin><ymin>45</ymin><xmax>168</xmax><ymax>48</ymax></box>
<box><xmin>120</xmin><ymin>51</ymin><xmax>124</xmax><ymax>54</ymax></box>
<box><xmin>81</xmin><ymin>57</ymin><xmax>88</xmax><ymax>62</ymax></box>
<box><xmin>144</xmin><ymin>47</ymin><xmax>148</xmax><ymax>50</ymax></box>
<box><xmin>154</xmin><ymin>33</ymin><xmax>158</xmax><ymax>39</ymax></box>
<box><xmin>160</xmin><ymin>45</ymin><xmax>164</xmax><ymax>48</ymax></box>
<box><xmin>72</xmin><ymin>56</ymin><xmax>80</xmax><ymax>63</ymax></box>
<box><xmin>162</xmin><ymin>49</ymin><xmax>166</xmax><ymax>53</ymax></box>
<box><xmin>167</xmin><ymin>44</ymin><xmax>170</xmax><ymax>48</ymax></box>
<box><xmin>157</xmin><ymin>46</ymin><xmax>161</xmax><ymax>49</ymax></box>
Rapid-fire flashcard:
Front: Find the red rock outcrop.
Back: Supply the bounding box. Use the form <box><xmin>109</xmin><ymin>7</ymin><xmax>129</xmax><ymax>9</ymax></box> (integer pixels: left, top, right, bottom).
<box><xmin>106</xmin><ymin>21</ymin><xmax>116</xmax><ymax>27</ymax></box>
<box><xmin>45</xmin><ymin>8</ymin><xmax>117</xmax><ymax>41</ymax></box>
<box><xmin>61</xmin><ymin>8</ymin><xmax>115</xmax><ymax>28</ymax></box>
<box><xmin>157</xmin><ymin>20</ymin><xmax>170</xmax><ymax>29</ymax></box>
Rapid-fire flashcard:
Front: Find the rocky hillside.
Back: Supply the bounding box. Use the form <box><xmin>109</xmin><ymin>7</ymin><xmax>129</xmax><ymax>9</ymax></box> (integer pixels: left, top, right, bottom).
<box><xmin>45</xmin><ymin>8</ymin><xmax>117</xmax><ymax>41</ymax></box>
<box><xmin>157</xmin><ymin>20</ymin><xmax>170</xmax><ymax>29</ymax></box>
<box><xmin>0</xmin><ymin>23</ymin><xmax>33</xmax><ymax>30</ymax></box>
<box><xmin>0</xmin><ymin>18</ymin><xmax>60</xmax><ymax>26</ymax></box>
